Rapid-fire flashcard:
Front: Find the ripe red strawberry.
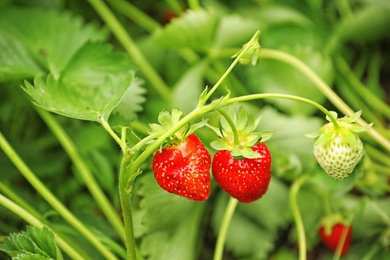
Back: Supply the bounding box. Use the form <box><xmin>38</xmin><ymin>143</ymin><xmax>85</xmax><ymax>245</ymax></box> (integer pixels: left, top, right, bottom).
<box><xmin>212</xmin><ymin>142</ymin><xmax>271</xmax><ymax>203</ymax></box>
<box><xmin>319</xmin><ymin>223</ymin><xmax>352</xmax><ymax>256</ymax></box>
<box><xmin>152</xmin><ymin>134</ymin><xmax>211</xmax><ymax>201</ymax></box>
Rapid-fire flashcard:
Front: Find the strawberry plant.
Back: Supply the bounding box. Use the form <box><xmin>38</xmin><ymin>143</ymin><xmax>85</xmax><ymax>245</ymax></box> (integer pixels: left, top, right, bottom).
<box><xmin>1</xmin><ymin>0</ymin><xmax>390</xmax><ymax>260</ymax></box>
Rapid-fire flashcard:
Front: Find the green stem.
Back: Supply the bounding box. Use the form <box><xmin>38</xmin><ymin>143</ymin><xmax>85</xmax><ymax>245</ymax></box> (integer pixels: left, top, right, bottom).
<box><xmin>334</xmin><ymin>55</ymin><xmax>390</xmax><ymax>119</ymax></box>
<box><xmin>365</xmin><ymin>145</ymin><xmax>390</xmax><ymax>167</ymax></box>
<box><xmin>290</xmin><ymin>175</ymin><xmax>308</xmax><ymax>260</ymax></box>
<box><xmin>335</xmin><ymin>0</ymin><xmax>353</xmax><ymax>20</ymax></box>
<box><xmin>36</xmin><ymin>108</ymin><xmax>125</xmax><ymax>243</ymax></box>
<box><xmin>260</xmin><ymin>48</ymin><xmax>390</xmax><ymax>152</ymax></box>
<box><xmin>88</xmin><ymin>0</ymin><xmax>172</xmax><ymax>102</ymax></box>
<box><xmin>226</xmin><ymin>93</ymin><xmax>338</xmax><ymax>127</ymax></box>
<box><xmin>118</xmin><ymin>153</ymin><xmax>137</xmax><ymax>260</ymax></box>
<box><xmin>202</xmin><ymin>30</ymin><xmax>261</xmax><ymax>104</ymax></box>
<box><xmin>0</xmin><ymin>182</ymin><xmax>42</xmax><ymax>220</ymax></box>
<box><xmin>216</xmin><ymin>109</ymin><xmax>240</xmax><ymax>146</ymax></box>
<box><xmin>107</xmin><ymin>0</ymin><xmax>161</xmax><ymax>32</ymax></box>
<box><xmin>100</xmin><ymin>116</ymin><xmax>126</xmax><ymax>153</ymax></box>
<box><xmin>321</xmin><ymin>189</ymin><xmax>333</xmax><ymax>216</ymax></box>
<box><xmin>335</xmin><ymin>75</ymin><xmax>383</xmax><ymax>127</ymax></box>
<box><xmin>213</xmin><ymin>197</ymin><xmax>239</xmax><ymax>260</ymax></box>
<box><xmin>0</xmin><ymin>193</ymin><xmax>87</xmax><ymax>260</ymax></box>
<box><xmin>188</xmin><ymin>0</ymin><xmax>201</xmax><ymax>10</ymax></box>
<box><xmin>332</xmin><ymin>224</ymin><xmax>350</xmax><ymax>260</ymax></box>
<box><xmin>0</xmin><ymin>131</ymin><xmax>118</xmax><ymax>260</ymax></box>
<box><xmin>166</xmin><ymin>0</ymin><xmax>184</xmax><ymax>14</ymax></box>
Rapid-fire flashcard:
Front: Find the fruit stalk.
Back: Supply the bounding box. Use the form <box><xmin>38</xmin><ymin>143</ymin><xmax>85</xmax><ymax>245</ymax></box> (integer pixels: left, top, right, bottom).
<box><xmin>290</xmin><ymin>175</ymin><xmax>308</xmax><ymax>260</ymax></box>
<box><xmin>213</xmin><ymin>197</ymin><xmax>239</xmax><ymax>260</ymax></box>
<box><xmin>118</xmin><ymin>152</ymin><xmax>140</xmax><ymax>260</ymax></box>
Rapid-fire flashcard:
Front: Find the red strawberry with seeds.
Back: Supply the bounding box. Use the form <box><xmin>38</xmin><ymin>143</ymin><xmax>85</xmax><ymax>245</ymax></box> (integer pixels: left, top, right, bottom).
<box><xmin>209</xmin><ymin>106</ymin><xmax>273</xmax><ymax>203</ymax></box>
<box><xmin>212</xmin><ymin>142</ymin><xmax>271</xmax><ymax>203</ymax></box>
<box><xmin>152</xmin><ymin>134</ymin><xmax>211</xmax><ymax>201</ymax></box>
<box><xmin>319</xmin><ymin>222</ymin><xmax>352</xmax><ymax>256</ymax></box>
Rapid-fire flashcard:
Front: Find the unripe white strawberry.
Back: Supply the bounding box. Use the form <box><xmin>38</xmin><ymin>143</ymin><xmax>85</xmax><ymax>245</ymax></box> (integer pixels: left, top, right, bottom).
<box><xmin>306</xmin><ymin>111</ymin><xmax>372</xmax><ymax>180</ymax></box>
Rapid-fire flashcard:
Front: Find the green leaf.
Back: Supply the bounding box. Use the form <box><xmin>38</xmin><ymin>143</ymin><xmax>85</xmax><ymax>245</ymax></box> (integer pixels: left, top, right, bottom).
<box><xmin>109</xmin><ymin>78</ymin><xmax>147</xmax><ymax>126</ymax></box>
<box><xmin>0</xmin><ymin>29</ymin><xmax>43</xmax><ymax>82</ymax></box>
<box><xmin>152</xmin><ymin>9</ymin><xmax>218</xmax><ymax>51</ymax></box>
<box><xmin>0</xmin><ymin>226</ymin><xmax>62</xmax><ymax>260</ymax></box>
<box><xmin>212</xmin><ymin>14</ymin><xmax>259</xmax><ymax>49</ymax></box>
<box><xmin>23</xmin><ymin>42</ymin><xmax>135</xmax><ymax>122</ymax></box>
<box><xmin>173</xmin><ymin>61</ymin><xmax>206</xmax><ymax>114</ymax></box>
<box><xmin>136</xmin><ymin>174</ymin><xmax>207</xmax><ymax>260</ymax></box>
<box><xmin>0</xmin><ymin>7</ymin><xmax>107</xmax><ymax>79</ymax></box>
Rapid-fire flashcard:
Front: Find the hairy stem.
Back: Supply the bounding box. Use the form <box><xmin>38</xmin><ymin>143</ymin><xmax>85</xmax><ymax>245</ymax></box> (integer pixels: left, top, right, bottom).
<box><xmin>290</xmin><ymin>175</ymin><xmax>308</xmax><ymax>260</ymax></box>
<box><xmin>118</xmin><ymin>152</ymin><xmax>138</xmax><ymax>260</ymax></box>
<box><xmin>201</xmin><ymin>30</ymin><xmax>261</xmax><ymax>104</ymax></box>
<box><xmin>226</xmin><ymin>93</ymin><xmax>338</xmax><ymax>126</ymax></box>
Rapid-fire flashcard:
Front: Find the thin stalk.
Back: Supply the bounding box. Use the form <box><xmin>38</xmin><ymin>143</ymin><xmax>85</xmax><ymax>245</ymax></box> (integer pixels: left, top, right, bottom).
<box><xmin>166</xmin><ymin>0</ymin><xmax>184</xmax><ymax>14</ymax></box>
<box><xmin>0</xmin><ymin>182</ymin><xmax>42</xmax><ymax>220</ymax></box>
<box><xmin>36</xmin><ymin>108</ymin><xmax>125</xmax><ymax>243</ymax></box>
<box><xmin>0</xmin><ymin>131</ymin><xmax>118</xmax><ymax>260</ymax></box>
<box><xmin>217</xmin><ymin>109</ymin><xmax>240</xmax><ymax>146</ymax></box>
<box><xmin>107</xmin><ymin>0</ymin><xmax>161</xmax><ymax>32</ymax></box>
<box><xmin>290</xmin><ymin>175</ymin><xmax>308</xmax><ymax>260</ymax></box>
<box><xmin>361</xmin><ymin>244</ymin><xmax>382</xmax><ymax>260</ymax></box>
<box><xmin>226</xmin><ymin>93</ymin><xmax>339</xmax><ymax>128</ymax></box>
<box><xmin>332</xmin><ymin>224</ymin><xmax>350</xmax><ymax>260</ymax></box>
<box><xmin>260</xmin><ymin>48</ymin><xmax>390</xmax><ymax>152</ymax></box>
<box><xmin>0</xmin><ymin>193</ymin><xmax>88</xmax><ymax>260</ymax></box>
<box><xmin>202</xmin><ymin>31</ymin><xmax>261</xmax><ymax>103</ymax></box>
<box><xmin>88</xmin><ymin>0</ymin><xmax>172</xmax><ymax>102</ymax></box>
<box><xmin>100</xmin><ymin>116</ymin><xmax>126</xmax><ymax>153</ymax></box>
<box><xmin>335</xmin><ymin>55</ymin><xmax>390</xmax><ymax>119</ymax></box>
<box><xmin>335</xmin><ymin>75</ymin><xmax>383</xmax><ymax>127</ymax></box>
<box><xmin>213</xmin><ymin>197</ymin><xmax>239</xmax><ymax>260</ymax></box>
<box><xmin>188</xmin><ymin>0</ymin><xmax>201</xmax><ymax>10</ymax></box>
<box><xmin>118</xmin><ymin>153</ymin><xmax>137</xmax><ymax>260</ymax></box>
<box><xmin>365</xmin><ymin>144</ymin><xmax>390</xmax><ymax>168</ymax></box>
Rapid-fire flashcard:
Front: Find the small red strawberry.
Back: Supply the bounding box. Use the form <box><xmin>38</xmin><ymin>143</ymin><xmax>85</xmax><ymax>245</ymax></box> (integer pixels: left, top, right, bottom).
<box><xmin>212</xmin><ymin>142</ymin><xmax>271</xmax><ymax>203</ymax></box>
<box><xmin>319</xmin><ymin>222</ymin><xmax>352</xmax><ymax>256</ymax></box>
<box><xmin>152</xmin><ymin>134</ymin><xmax>211</xmax><ymax>201</ymax></box>
<box><xmin>150</xmin><ymin>109</ymin><xmax>210</xmax><ymax>201</ymax></box>
<box><xmin>209</xmin><ymin>106</ymin><xmax>273</xmax><ymax>203</ymax></box>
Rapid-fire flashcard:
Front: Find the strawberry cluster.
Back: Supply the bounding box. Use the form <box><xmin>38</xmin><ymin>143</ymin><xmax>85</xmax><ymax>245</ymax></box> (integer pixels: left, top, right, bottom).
<box><xmin>151</xmin><ymin>107</ymin><xmax>273</xmax><ymax>203</ymax></box>
<box><xmin>151</xmin><ymin>109</ymin><xmax>370</xmax><ymax>203</ymax></box>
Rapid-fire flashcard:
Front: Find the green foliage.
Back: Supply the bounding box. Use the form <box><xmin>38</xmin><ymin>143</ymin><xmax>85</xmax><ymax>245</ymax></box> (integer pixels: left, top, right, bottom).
<box><xmin>1</xmin><ymin>0</ymin><xmax>390</xmax><ymax>260</ymax></box>
<box><xmin>0</xmin><ymin>226</ymin><xmax>62</xmax><ymax>260</ymax></box>
<box><xmin>136</xmin><ymin>173</ymin><xmax>207</xmax><ymax>260</ymax></box>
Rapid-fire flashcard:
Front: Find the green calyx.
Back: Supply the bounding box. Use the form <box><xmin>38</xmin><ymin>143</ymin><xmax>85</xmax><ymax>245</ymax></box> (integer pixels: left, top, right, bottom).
<box><xmin>210</xmin><ymin>106</ymin><xmax>273</xmax><ymax>158</ymax></box>
<box><xmin>149</xmin><ymin>108</ymin><xmax>207</xmax><ymax>147</ymax></box>
<box><xmin>306</xmin><ymin>110</ymin><xmax>373</xmax><ymax>147</ymax></box>
<box><xmin>320</xmin><ymin>214</ymin><xmax>349</xmax><ymax>235</ymax></box>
